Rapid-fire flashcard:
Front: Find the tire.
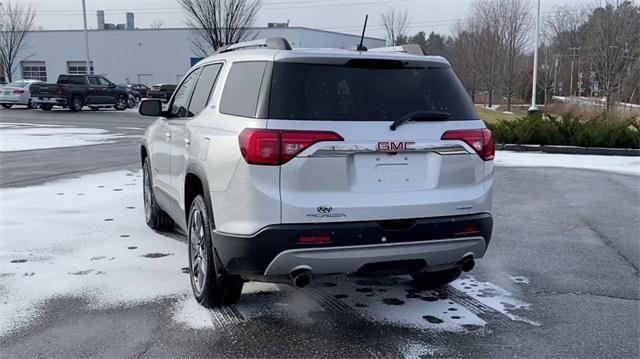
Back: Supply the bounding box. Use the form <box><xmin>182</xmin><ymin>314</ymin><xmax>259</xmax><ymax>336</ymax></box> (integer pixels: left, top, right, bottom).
<box><xmin>27</xmin><ymin>100</ymin><xmax>36</xmax><ymax>109</ymax></box>
<box><xmin>127</xmin><ymin>97</ymin><xmax>135</xmax><ymax>109</ymax></box>
<box><xmin>411</xmin><ymin>269</ymin><xmax>462</xmax><ymax>290</ymax></box>
<box><xmin>142</xmin><ymin>157</ymin><xmax>174</xmax><ymax>231</ymax></box>
<box><xmin>134</xmin><ymin>95</ymin><xmax>141</xmax><ymax>104</ymax></box>
<box><xmin>188</xmin><ymin>195</ymin><xmax>243</xmax><ymax>307</ymax></box>
<box><xmin>115</xmin><ymin>96</ymin><xmax>127</xmax><ymax>111</ymax></box>
<box><xmin>89</xmin><ymin>106</ymin><xmax>100</xmax><ymax>111</ymax></box>
<box><xmin>69</xmin><ymin>95</ymin><xmax>83</xmax><ymax>112</ymax></box>
<box><xmin>40</xmin><ymin>104</ymin><xmax>53</xmax><ymax>111</ymax></box>
<box><xmin>1</xmin><ymin>104</ymin><xmax>12</xmax><ymax>109</ymax></box>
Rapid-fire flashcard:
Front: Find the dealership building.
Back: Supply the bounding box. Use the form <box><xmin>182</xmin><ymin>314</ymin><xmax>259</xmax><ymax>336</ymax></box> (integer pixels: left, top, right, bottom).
<box><xmin>10</xmin><ymin>12</ymin><xmax>385</xmax><ymax>86</ymax></box>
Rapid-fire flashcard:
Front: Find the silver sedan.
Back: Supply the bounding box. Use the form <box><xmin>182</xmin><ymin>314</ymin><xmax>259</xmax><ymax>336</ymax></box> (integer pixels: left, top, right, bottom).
<box><xmin>0</xmin><ymin>79</ymin><xmax>44</xmax><ymax>109</ymax></box>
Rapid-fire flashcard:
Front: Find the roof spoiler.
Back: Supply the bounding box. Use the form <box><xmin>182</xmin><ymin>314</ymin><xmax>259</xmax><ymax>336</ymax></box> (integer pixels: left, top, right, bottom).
<box><xmin>218</xmin><ymin>37</ymin><xmax>292</xmax><ymax>53</ymax></box>
<box><xmin>369</xmin><ymin>44</ymin><xmax>424</xmax><ymax>56</ymax></box>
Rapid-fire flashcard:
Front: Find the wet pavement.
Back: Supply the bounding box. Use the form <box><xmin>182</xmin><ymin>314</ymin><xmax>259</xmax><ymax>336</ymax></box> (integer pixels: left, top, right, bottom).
<box><xmin>1</xmin><ymin>109</ymin><xmax>638</xmax><ymax>358</ymax></box>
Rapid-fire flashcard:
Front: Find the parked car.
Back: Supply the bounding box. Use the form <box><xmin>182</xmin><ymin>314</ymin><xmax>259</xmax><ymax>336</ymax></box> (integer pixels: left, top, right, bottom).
<box><xmin>147</xmin><ymin>84</ymin><xmax>176</xmax><ymax>102</ymax></box>
<box><xmin>0</xmin><ymin>79</ymin><xmax>44</xmax><ymax>109</ymax></box>
<box><xmin>30</xmin><ymin>74</ymin><xmax>129</xmax><ymax>112</ymax></box>
<box><xmin>116</xmin><ymin>84</ymin><xmax>142</xmax><ymax>108</ymax></box>
<box><xmin>139</xmin><ymin>38</ymin><xmax>494</xmax><ymax>308</ymax></box>
<box><xmin>129</xmin><ymin>83</ymin><xmax>149</xmax><ymax>98</ymax></box>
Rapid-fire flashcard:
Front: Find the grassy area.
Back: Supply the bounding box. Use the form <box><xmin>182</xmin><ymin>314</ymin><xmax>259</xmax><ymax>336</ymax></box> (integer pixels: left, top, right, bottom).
<box><xmin>476</xmin><ymin>106</ymin><xmax>522</xmax><ymax>124</ymax></box>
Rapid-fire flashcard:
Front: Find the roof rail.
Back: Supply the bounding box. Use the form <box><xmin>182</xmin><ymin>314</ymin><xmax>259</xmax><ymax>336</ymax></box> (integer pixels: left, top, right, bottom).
<box><xmin>218</xmin><ymin>37</ymin><xmax>292</xmax><ymax>53</ymax></box>
<box><xmin>369</xmin><ymin>44</ymin><xmax>424</xmax><ymax>56</ymax></box>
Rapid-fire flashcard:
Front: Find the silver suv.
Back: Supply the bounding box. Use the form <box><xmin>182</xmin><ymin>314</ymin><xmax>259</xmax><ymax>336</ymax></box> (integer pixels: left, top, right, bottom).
<box><xmin>139</xmin><ymin>38</ymin><xmax>494</xmax><ymax>307</ymax></box>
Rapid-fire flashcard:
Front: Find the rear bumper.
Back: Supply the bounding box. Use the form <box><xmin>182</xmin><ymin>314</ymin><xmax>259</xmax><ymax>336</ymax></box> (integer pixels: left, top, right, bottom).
<box><xmin>213</xmin><ymin>213</ymin><xmax>492</xmax><ymax>277</ymax></box>
<box><xmin>33</xmin><ymin>97</ymin><xmax>67</xmax><ymax>105</ymax></box>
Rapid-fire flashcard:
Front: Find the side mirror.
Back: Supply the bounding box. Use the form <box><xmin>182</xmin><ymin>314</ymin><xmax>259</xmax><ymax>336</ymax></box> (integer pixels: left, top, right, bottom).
<box><xmin>139</xmin><ymin>99</ymin><xmax>163</xmax><ymax>117</ymax></box>
<box><xmin>108</xmin><ymin>83</ymin><xmax>116</xmax><ymax>88</ymax></box>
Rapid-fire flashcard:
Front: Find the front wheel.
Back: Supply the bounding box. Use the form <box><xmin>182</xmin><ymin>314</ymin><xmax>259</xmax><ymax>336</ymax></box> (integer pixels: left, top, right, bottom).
<box><xmin>69</xmin><ymin>95</ymin><xmax>83</xmax><ymax>112</ymax></box>
<box><xmin>188</xmin><ymin>195</ymin><xmax>243</xmax><ymax>308</ymax></box>
<box><xmin>40</xmin><ymin>104</ymin><xmax>53</xmax><ymax>111</ymax></box>
<box><xmin>115</xmin><ymin>97</ymin><xmax>127</xmax><ymax>111</ymax></box>
<box><xmin>1</xmin><ymin>104</ymin><xmax>12</xmax><ymax>109</ymax></box>
<box><xmin>411</xmin><ymin>268</ymin><xmax>462</xmax><ymax>290</ymax></box>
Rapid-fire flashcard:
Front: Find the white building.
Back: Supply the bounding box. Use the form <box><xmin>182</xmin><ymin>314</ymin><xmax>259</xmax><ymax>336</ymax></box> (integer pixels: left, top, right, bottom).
<box><xmin>12</xmin><ymin>25</ymin><xmax>385</xmax><ymax>85</ymax></box>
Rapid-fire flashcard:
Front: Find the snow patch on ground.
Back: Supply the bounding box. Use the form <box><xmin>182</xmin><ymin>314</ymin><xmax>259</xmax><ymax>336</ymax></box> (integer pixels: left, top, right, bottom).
<box><xmin>0</xmin><ymin>123</ymin><xmax>131</xmax><ymax>151</ymax></box>
<box><xmin>450</xmin><ymin>276</ymin><xmax>539</xmax><ymax>325</ymax></box>
<box><xmin>0</xmin><ymin>171</ymin><xmax>190</xmax><ymax>336</ymax></box>
<box><xmin>495</xmin><ymin>151</ymin><xmax>640</xmax><ymax>176</ymax></box>
<box><xmin>509</xmin><ymin>275</ymin><xmax>530</xmax><ymax>284</ymax></box>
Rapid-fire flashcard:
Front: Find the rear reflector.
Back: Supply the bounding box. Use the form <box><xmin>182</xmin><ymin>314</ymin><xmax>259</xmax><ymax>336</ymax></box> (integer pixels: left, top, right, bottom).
<box><xmin>239</xmin><ymin>128</ymin><xmax>343</xmax><ymax>165</ymax></box>
<box><xmin>441</xmin><ymin>128</ymin><xmax>495</xmax><ymax>161</ymax></box>
<box><xmin>298</xmin><ymin>235</ymin><xmax>332</xmax><ymax>244</ymax></box>
<box><xmin>454</xmin><ymin>225</ymin><xmax>480</xmax><ymax>235</ymax></box>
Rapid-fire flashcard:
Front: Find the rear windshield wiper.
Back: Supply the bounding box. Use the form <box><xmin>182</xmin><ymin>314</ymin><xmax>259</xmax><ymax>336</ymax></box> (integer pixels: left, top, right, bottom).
<box><xmin>389</xmin><ymin>111</ymin><xmax>452</xmax><ymax>131</ymax></box>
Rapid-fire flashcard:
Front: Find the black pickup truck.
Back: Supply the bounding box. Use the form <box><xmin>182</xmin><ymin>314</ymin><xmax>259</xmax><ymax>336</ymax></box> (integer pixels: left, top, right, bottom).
<box><xmin>30</xmin><ymin>74</ymin><xmax>129</xmax><ymax>112</ymax></box>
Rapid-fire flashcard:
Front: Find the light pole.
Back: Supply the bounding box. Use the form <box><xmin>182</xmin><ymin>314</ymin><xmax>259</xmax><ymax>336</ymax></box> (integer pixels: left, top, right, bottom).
<box><xmin>528</xmin><ymin>0</ymin><xmax>541</xmax><ymax>114</ymax></box>
<box><xmin>81</xmin><ymin>0</ymin><xmax>91</xmax><ymax>74</ymax></box>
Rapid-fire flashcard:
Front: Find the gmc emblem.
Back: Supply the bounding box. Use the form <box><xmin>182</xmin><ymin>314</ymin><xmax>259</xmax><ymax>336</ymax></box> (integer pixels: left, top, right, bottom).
<box><xmin>377</xmin><ymin>141</ymin><xmax>416</xmax><ymax>152</ymax></box>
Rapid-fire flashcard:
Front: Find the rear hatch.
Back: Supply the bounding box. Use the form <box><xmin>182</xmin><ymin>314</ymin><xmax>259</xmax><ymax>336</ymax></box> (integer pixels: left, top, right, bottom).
<box><xmin>266</xmin><ymin>58</ymin><xmax>493</xmax><ymax>224</ymax></box>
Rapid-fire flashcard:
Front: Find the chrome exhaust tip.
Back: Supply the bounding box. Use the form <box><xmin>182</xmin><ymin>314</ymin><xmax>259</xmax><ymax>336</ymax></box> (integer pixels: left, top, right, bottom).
<box><xmin>459</xmin><ymin>257</ymin><xmax>475</xmax><ymax>272</ymax></box>
<box><xmin>290</xmin><ymin>270</ymin><xmax>312</xmax><ymax>288</ymax></box>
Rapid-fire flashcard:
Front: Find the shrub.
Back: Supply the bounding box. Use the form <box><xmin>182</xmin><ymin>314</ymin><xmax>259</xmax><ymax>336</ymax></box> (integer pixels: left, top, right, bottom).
<box><xmin>487</xmin><ymin>113</ymin><xmax>640</xmax><ymax>149</ymax></box>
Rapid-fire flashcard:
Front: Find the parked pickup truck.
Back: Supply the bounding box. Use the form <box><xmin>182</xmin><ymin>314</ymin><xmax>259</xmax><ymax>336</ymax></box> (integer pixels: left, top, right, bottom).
<box><xmin>30</xmin><ymin>74</ymin><xmax>129</xmax><ymax>112</ymax></box>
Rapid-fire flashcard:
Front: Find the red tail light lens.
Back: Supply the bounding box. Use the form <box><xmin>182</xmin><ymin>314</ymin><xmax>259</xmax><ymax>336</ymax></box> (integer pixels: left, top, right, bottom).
<box><xmin>298</xmin><ymin>235</ymin><xmax>332</xmax><ymax>244</ymax></box>
<box><xmin>239</xmin><ymin>128</ymin><xmax>343</xmax><ymax>165</ymax></box>
<box><xmin>441</xmin><ymin>128</ymin><xmax>495</xmax><ymax>161</ymax></box>
<box><xmin>12</xmin><ymin>89</ymin><xmax>24</xmax><ymax>94</ymax></box>
<box><xmin>57</xmin><ymin>85</ymin><xmax>65</xmax><ymax>95</ymax></box>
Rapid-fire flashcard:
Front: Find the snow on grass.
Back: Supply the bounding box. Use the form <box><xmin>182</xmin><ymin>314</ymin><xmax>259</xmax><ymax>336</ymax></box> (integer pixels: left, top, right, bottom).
<box><xmin>495</xmin><ymin>151</ymin><xmax>640</xmax><ymax>176</ymax></box>
<box><xmin>0</xmin><ymin>124</ymin><xmax>132</xmax><ymax>152</ymax></box>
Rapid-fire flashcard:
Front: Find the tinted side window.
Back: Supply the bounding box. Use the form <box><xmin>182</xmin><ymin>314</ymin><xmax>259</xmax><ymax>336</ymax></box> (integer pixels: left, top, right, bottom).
<box><xmin>88</xmin><ymin>77</ymin><xmax>100</xmax><ymax>85</ymax></box>
<box><xmin>170</xmin><ymin>69</ymin><xmax>201</xmax><ymax>118</ymax></box>
<box><xmin>220</xmin><ymin>61</ymin><xmax>267</xmax><ymax>118</ymax></box>
<box><xmin>188</xmin><ymin>64</ymin><xmax>223</xmax><ymax>116</ymax></box>
<box><xmin>98</xmin><ymin>77</ymin><xmax>111</xmax><ymax>86</ymax></box>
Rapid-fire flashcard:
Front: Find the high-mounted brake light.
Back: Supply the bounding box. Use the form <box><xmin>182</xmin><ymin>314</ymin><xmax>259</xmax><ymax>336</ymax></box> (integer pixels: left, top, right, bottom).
<box><xmin>441</xmin><ymin>128</ymin><xmax>495</xmax><ymax>161</ymax></box>
<box><xmin>239</xmin><ymin>128</ymin><xmax>343</xmax><ymax>165</ymax></box>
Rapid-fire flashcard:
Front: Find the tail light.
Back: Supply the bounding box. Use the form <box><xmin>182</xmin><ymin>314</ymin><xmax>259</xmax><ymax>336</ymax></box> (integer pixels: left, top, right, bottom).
<box><xmin>441</xmin><ymin>128</ymin><xmax>495</xmax><ymax>161</ymax></box>
<box><xmin>57</xmin><ymin>85</ymin><xmax>65</xmax><ymax>95</ymax></box>
<box><xmin>12</xmin><ymin>89</ymin><xmax>24</xmax><ymax>94</ymax></box>
<box><xmin>239</xmin><ymin>128</ymin><xmax>343</xmax><ymax>165</ymax></box>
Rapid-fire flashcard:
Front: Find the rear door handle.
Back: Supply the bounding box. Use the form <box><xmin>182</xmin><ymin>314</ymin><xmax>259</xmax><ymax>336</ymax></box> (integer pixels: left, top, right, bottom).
<box><xmin>165</xmin><ymin>132</ymin><xmax>172</xmax><ymax>140</ymax></box>
<box><xmin>184</xmin><ymin>138</ymin><xmax>191</xmax><ymax>147</ymax></box>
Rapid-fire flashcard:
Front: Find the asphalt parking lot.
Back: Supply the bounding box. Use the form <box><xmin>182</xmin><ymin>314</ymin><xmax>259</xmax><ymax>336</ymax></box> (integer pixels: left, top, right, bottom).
<box><xmin>0</xmin><ymin>107</ymin><xmax>638</xmax><ymax>358</ymax></box>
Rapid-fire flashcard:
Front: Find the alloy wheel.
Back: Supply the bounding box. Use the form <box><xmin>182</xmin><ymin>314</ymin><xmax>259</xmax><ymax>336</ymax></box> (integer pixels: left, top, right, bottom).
<box><xmin>189</xmin><ymin>208</ymin><xmax>207</xmax><ymax>295</ymax></box>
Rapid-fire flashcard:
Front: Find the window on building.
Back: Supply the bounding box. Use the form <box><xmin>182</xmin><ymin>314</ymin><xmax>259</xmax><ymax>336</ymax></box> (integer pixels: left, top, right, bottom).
<box><xmin>21</xmin><ymin>61</ymin><xmax>47</xmax><ymax>81</ymax></box>
<box><xmin>67</xmin><ymin>61</ymin><xmax>94</xmax><ymax>75</ymax></box>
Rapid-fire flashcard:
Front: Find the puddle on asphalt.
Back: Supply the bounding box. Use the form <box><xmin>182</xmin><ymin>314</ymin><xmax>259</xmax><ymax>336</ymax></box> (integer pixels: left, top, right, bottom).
<box><xmin>140</xmin><ymin>253</ymin><xmax>173</xmax><ymax>258</ymax></box>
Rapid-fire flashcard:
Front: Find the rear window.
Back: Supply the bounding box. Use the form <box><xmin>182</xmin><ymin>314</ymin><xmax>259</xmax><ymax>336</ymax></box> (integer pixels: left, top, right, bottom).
<box><xmin>269</xmin><ymin>62</ymin><xmax>477</xmax><ymax>121</ymax></box>
<box><xmin>7</xmin><ymin>81</ymin><xmax>29</xmax><ymax>88</ymax></box>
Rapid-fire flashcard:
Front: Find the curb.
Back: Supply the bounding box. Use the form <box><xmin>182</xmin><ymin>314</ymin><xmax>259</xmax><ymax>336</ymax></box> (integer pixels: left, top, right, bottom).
<box><xmin>495</xmin><ymin>144</ymin><xmax>640</xmax><ymax>157</ymax></box>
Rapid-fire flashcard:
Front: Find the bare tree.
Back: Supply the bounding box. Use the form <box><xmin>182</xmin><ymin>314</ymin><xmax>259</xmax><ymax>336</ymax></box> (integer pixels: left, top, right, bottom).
<box><xmin>380</xmin><ymin>7</ymin><xmax>409</xmax><ymax>46</ymax></box>
<box><xmin>178</xmin><ymin>0</ymin><xmax>261</xmax><ymax>56</ymax></box>
<box><xmin>0</xmin><ymin>1</ymin><xmax>35</xmax><ymax>82</ymax></box>
<box><xmin>498</xmin><ymin>0</ymin><xmax>531</xmax><ymax>111</ymax></box>
<box><xmin>587</xmin><ymin>0</ymin><xmax>640</xmax><ymax>115</ymax></box>
<box><xmin>149</xmin><ymin>20</ymin><xmax>164</xmax><ymax>29</ymax></box>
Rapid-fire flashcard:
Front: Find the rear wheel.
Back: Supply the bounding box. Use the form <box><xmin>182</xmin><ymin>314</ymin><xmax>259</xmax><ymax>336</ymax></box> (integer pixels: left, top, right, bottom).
<box><xmin>115</xmin><ymin>97</ymin><xmax>127</xmax><ymax>111</ymax></box>
<box><xmin>411</xmin><ymin>269</ymin><xmax>462</xmax><ymax>290</ymax></box>
<box><xmin>188</xmin><ymin>195</ymin><xmax>243</xmax><ymax>308</ymax></box>
<box><xmin>69</xmin><ymin>95</ymin><xmax>83</xmax><ymax>112</ymax></box>
<box><xmin>127</xmin><ymin>97</ymin><xmax>135</xmax><ymax>109</ymax></box>
<box><xmin>40</xmin><ymin>104</ymin><xmax>53</xmax><ymax>111</ymax></box>
<box><xmin>1</xmin><ymin>104</ymin><xmax>12</xmax><ymax>109</ymax></box>
<box><xmin>142</xmin><ymin>157</ymin><xmax>174</xmax><ymax>231</ymax></box>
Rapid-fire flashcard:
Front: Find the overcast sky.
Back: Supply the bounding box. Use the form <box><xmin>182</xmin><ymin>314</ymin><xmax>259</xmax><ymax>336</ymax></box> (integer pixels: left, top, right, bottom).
<box><xmin>28</xmin><ymin>0</ymin><xmax>595</xmax><ymax>39</ymax></box>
